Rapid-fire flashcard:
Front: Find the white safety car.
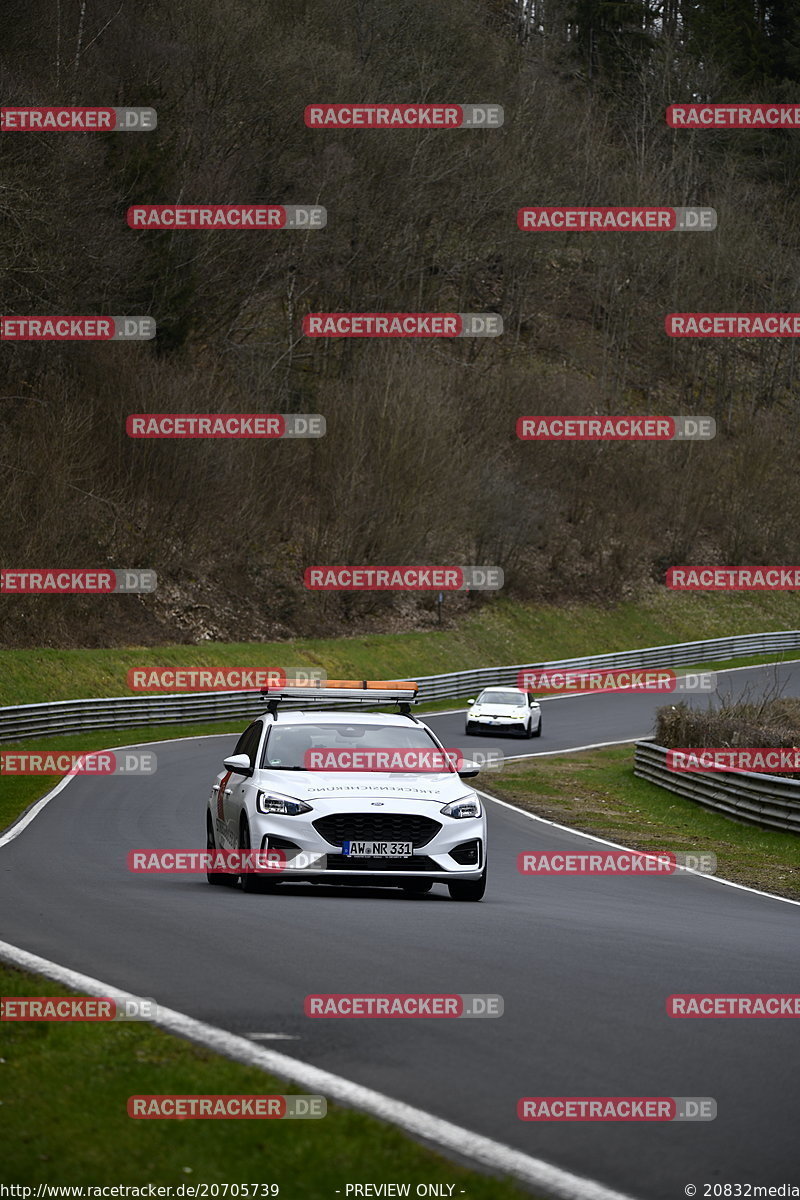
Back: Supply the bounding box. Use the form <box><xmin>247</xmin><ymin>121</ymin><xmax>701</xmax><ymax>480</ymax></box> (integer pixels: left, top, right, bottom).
<box><xmin>206</xmin><ymin>681</ymin><xmax>487</xmax><ymax>901</ymax></box>
<box><xmin>465</xmin><ymin>686</ymin><xmax>542</xmax><ymax>738</ymax></box>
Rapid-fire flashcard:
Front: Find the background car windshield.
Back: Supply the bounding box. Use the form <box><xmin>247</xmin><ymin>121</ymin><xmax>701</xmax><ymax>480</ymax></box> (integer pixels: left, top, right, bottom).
<box><xmin>479</xmin><ymin>691</ymin><xmax>526</xmax><ymax>706</ymax></box>
<box><xmin>261</xmin><ymin>723</ymin><xmax>442</xmax><ymax>769</ymax></box>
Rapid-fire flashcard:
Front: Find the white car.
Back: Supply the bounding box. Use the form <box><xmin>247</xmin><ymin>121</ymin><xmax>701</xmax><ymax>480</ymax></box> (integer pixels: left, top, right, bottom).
<box><xmin>206</xmin><ymin>683</ymin><xmax>487</xmax><ymax>901</ymax></box>
<box><xmin>465</xmin><ymin>687</ymin><xmax>541</xmax><ymax>738</ymax></box>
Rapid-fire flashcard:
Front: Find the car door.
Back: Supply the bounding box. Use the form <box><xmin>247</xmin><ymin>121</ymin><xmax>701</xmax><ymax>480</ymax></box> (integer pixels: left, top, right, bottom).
<box><xmin>227</xmin><ymin>720</ymin><xmax>263</xmax><ymax>841</ymax></box>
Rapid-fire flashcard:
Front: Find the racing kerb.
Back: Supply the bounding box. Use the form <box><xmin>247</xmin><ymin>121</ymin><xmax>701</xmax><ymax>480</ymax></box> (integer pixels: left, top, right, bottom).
<box><xmin>1</xmin><ymin>629</ymin><xmax>798</xmax><ymax>743</ymax></box>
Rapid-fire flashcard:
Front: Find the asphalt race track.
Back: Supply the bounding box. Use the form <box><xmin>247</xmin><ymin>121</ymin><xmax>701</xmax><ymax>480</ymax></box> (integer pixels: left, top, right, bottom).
<box><xmin>2</xmin><ymin>661</ymin><xmax>799</xmax><ymax>1198</ymax></box>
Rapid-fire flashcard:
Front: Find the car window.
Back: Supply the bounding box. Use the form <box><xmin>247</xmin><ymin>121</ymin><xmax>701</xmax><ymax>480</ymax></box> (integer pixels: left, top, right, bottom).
<box><xmin>479</xmin><ymin>691</ymin><xmax>526</xmax><ymax>705</ymax></box>
<box><xmin>260</xmin><ymin>722</ymin><xmax>442</xmax><ymax>770</ymax></box>
<box><xmin>234</xmin><ymin>721</ymin><xmax>262</xmax><ymax>768</ymax></box>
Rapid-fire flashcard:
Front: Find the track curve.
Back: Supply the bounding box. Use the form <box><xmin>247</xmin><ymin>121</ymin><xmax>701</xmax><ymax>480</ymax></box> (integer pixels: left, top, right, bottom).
<box><xmin>2</xmin><ymin>661</ymin><xmax>799</xmax><ymax>1198</ymax></box>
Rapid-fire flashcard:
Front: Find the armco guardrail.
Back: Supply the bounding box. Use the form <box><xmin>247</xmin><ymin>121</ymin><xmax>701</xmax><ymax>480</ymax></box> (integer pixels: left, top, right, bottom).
<box><xmin>1</xmin><ymin>629</ymin><xmax>798</xmax><ymax>744</ymax></box>
<box><xmin>634</xmin><ymin>740</ymin><xmax>800</xmax><ymax>834</ymax></box>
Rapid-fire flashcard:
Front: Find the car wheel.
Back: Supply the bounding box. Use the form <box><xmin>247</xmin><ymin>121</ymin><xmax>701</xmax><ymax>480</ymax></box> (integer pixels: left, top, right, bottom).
<box><xmin>465</xmin><ymin>721</ymin><xmax>475</xmax><ymax>735</ymax></box>
<box><xmin>533</xmin><ymin>715</ymin><xmax>542</xmax><ymax>737</ymax></box>
<box><xmin>525</xmin><ymin>717</ymin><xmax>535</xmax><ymax>738</ymax></box>
<box><xmin>448</xmin><ymin>866</ymin><xmax>487</xmax><ymax>902</ymax></box>
<box><xmin>400</xmin><ymin>879</ymin><xmax>433</xmax><ymax>895</ymax></box>
<box><xmin>239</xmin><ymin>816</ymin><xmax>276</xmax><ymax>894</ymax></box>
<box><xmin>206</xmin><ymin>817</ymin><xmax>236</xmax><ymax>886</ymax></box>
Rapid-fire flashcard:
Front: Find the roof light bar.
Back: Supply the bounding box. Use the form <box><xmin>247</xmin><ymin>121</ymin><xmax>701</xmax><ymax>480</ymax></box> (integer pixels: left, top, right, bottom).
<box><xmin>260</xmin><ymin>679</ymin><xmax>419</xmax><ymax>705</ymax></box>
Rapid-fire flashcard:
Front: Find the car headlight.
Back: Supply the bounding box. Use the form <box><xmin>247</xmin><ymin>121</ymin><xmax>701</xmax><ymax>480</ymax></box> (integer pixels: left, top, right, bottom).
<box><xmin>255</xmin><ymin>791</ymin><xmax>312</xmax><ymax>816</ymax></box>
<box><xmin>441</xmin><ymin>796</ymin><xmax>482</xmax><ymax>819</ymax></box>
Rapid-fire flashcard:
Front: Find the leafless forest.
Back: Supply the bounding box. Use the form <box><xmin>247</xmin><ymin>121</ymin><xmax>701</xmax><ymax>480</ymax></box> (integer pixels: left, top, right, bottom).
<box><xmin>2</xmin><ymin>0</ymin><xmax>799</xmax><ymax>645</ymax></box>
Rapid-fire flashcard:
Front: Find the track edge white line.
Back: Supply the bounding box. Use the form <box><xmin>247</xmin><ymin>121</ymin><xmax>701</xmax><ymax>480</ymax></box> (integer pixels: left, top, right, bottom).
<box><xmin>0</xmin><ymin>937</ymin><xmax>638</xmax><ymax>1200</ymax></box>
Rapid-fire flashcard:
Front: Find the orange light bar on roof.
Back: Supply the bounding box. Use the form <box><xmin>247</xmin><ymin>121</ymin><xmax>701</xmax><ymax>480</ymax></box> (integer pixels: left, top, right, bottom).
<box><xmin>312</xmin><ymin>679</ymin><xmax>418</xmax><ymax>692</ymax></box>
<box><xmin>260</xmin><ymin>679</ymin><xmax>419</xmax><ymax>703</ymax></box>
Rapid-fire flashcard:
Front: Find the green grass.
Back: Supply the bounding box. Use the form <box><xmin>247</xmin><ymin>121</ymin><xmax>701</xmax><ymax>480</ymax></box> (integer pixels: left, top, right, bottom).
<box><xmin>0</xmin><ymin>964</ymin><xmax>533</xmax><ymax>1194</ymax></box>
<box><xmin>2</xmin><ymin>590</ymin><xmax>799</xmax><ymax>706</ymax></box>
<box><xmin>486</xmin><ymin>745</ymin><xmax>800</xmax><ymax>899</ymax></box>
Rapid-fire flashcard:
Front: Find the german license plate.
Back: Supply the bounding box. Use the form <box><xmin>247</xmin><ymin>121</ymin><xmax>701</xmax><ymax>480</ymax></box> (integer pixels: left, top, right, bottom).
<box><xmin>341</xmin><ymin>840</ymin><xmax>413</xmax><ymax>858</ymax></box>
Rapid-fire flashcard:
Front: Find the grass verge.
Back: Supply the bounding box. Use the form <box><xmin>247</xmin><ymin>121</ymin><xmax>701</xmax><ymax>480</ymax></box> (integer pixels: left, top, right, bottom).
<box><xmin>2</xmin><ymin>590</ymin><xmax>799</xmax><ymax>706</ymax></box>
<box><xmin>485</xmin><ymin>745</ymin><xmax>800</xmax><ymax>901</ymax></box>
<box><xmin>0</xmin><ymin>963</ymin><xmax>533</xmax><ymax>1194</ymax></box>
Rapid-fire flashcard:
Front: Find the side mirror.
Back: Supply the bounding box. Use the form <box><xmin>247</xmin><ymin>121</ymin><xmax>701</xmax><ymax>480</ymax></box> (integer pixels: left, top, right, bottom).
<box><xmin>223</xmin><ymin>753</ymin><xmax>252</xmax><ymax>775</ymax></box>
<box><xmin>457</xmin><ymin>760</ymin><xmax>481</xmax><ymax>778</ymax></box>
<box><xmin>530</xmin><ymin>697</ymin><xmax>538</xmax><ymax>706</ymax></box>
<box><xmin>466</xmin><ymin>698</ymin><xmax>476</xmax><ymax>706</ymax></box>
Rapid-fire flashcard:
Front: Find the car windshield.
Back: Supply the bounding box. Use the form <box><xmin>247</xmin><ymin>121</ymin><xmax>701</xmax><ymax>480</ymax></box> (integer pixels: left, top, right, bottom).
<box><xmin>260</xmin><ymin>722</ymin><xmax>444</xmax><ymax>770</ymax></box>
<box><xmin>478</xmin><ymin>691</ymin><xmax>526</xmax><ymax>706</ymax></box>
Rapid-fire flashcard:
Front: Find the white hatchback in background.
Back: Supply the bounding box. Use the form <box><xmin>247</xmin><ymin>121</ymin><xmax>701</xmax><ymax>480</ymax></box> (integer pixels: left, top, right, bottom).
<box><xmin>465</xmin><ymin>687</ymin><xmax>541</xmax><ymax>738</ymax></box>
<box><xmin>207</xmin><ymin>682</ymin><xmax>488</xmax><ymax>901</ymax></box>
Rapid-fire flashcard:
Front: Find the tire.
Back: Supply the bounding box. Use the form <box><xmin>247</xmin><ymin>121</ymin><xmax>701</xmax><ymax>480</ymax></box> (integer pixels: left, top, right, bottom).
<box><xmin>400</xmin><ymin>879</ymin><xmax>433</xmax><ymax>895</ymax></box>
<box><xmin>533</xmin><ymin>715</ymin><xmax>542</xmax><ymax>738</ymax></box>
<box><xmin>465</xmin><ymin>722</ymin><xmax>476</xmax><ymax>735</ymax></box>
<box><xmin>448</xmin><ymin>866</ymin><xmax>487</xmax><ymax>902</ymax></box>
<box><xmin>206</xmin><ymin>817</ymin><xmax>236</xmax><ymax>887</ymax></box>
<box><xmin>239</xmin><ymin>817</ymin><xmax>276</xmax><ymax>894</ymax></box>
<box><xmin>525</xmin><ymin>717</ymin><xmax>535</xmax><ymax>738</ymax></box>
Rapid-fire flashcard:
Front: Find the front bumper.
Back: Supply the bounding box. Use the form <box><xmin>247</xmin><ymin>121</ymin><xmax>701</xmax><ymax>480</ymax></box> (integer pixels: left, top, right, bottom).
<box><xmin>468</xmin><ymin>715</ymin><xmax>530</xmax><ymax>733</ymax></box>
<box><xmin>251</xmin><ymin>808</ymin><xmax>486</xmax><ymax>880</ymax></box>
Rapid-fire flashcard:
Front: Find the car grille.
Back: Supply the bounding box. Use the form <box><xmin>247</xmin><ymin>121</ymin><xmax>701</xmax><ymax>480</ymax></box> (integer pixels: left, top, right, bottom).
<box><xmin>324</xmin><ymin>854</ymin><xmax>441</xmax><ymax>872</ymax></box>
<box><xmin>312</xmin><ymin>812</ymin><xmax>442</xmax><ymax>849</ymax></box>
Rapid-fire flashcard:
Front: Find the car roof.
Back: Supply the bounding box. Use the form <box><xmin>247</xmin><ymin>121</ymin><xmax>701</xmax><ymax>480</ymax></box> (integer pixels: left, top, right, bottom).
<box><xmin>479</xmin><ymin>686</ymin><xmax>526</xmax><ymax>694</ymax></box>
<box><xmin>257</xmin><ymin>710</ymin><xmax>423</xmax><ymax>726</ymax></box>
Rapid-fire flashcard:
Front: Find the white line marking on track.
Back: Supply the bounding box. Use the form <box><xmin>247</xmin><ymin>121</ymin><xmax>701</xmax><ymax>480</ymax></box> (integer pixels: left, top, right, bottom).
<box><xmin>0</xmin><ymin>938</ymin><xmax>635</xmax><ymax>1200</ymax></box>
<box><xmin>479</xmin><ymin>791</ymin><xmax>800</xmax><ymax>908</ymax></box>
<box><xmin>247</xmin><ymin>1032</ymin><xmax>300</xmax><ymax>1040</ymax></box>
<box><xmin>4</xmin><ymin>711</ymin><xmax>799</xmax><ymax>912</ymax></box>
<box><xmin>501</xmin><ymin>737</ymin><xmax>650</xmax><ymax>761</ymax></box>
<box><xmin>0</xmin><ymin>730</ymin><xmax>235</xmax><ymax>847</ymax></box>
